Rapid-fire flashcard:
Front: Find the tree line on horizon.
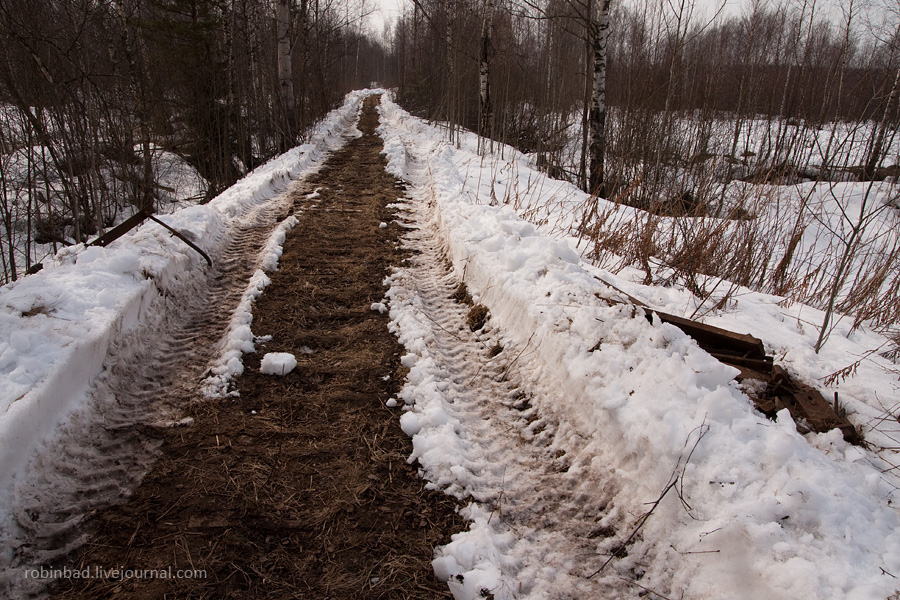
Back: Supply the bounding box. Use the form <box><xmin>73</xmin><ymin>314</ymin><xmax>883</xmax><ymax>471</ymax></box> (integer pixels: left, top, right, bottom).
<box><xmin>384</xmin><ymin>0</ymin><xmax>900</xmax><ymax>196</ymax></box>
<box><xmin>381</xmin><ymin>0</ymin><xmax>900</xmax><ymax>353</ymax></box>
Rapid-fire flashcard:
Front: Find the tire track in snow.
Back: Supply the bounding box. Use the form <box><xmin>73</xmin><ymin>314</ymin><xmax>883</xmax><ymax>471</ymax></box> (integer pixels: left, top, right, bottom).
<box><xmin>389</xmin><ymin>190</ymin><xmax>630</xmax><ymax>599</ymax></box>
<box><xmin>0</xmin><ymin>187</ymin><xmax>302</xmax><ymax>597</ymax></box>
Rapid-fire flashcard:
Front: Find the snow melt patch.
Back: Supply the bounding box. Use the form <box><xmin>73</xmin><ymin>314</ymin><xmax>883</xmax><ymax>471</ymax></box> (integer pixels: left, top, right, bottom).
<box><xmin>377</xmin><ymin>91</ymin><xmax>900</xmax><ymax>600</ymax></box>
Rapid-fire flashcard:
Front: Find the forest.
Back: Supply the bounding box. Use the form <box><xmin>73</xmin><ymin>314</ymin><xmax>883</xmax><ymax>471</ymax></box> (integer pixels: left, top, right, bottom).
<box><xmin>4</xmin><ymin>3</ymin><xmax>900</xmax><ymax>597</ymax></box>
<box><xmin>1</xmin><ymin>0</ymin><xmax>899</xmax><ymax>347</ymax></box>
<box><xmin>0</xmin><ymin>0</ymin><xmax>385</xmax><ymax>270</ymax></box>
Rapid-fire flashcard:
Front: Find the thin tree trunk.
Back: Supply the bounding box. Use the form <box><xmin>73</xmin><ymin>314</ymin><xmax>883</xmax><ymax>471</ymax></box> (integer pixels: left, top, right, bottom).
<box><xmin>589</xmin><ymin>0</ymin><xmax>612</xmax><ymax>197</ymax></box>
<box><xmin>814</xmin><ymin>182</ymin><xmax>872</xmax><ymax>353</ymax></box>
<box><xmin>0</xmin><ymin>125</ymin><xmax>15</xmax><ymax>281</ymax></box>
<box><xmin>297</xmin><ymin>0</ymin><xmax>308</xmax><ymax>132</ymax></box>
<box><xmin>863</xmin><ymin>59</ymin><xmax>900</xmax><ymax>181</ymax></box>
<box><xmin>478</xmin><ymin>0</ymin><xmax>494</xmax><ymax>157</ymax></box>
<box><xmin>579</xmin><ymin>16</ymin><xmax>591</xmax><ymax>192</ymax></box>
<box><xmin>731</xmin><ymin>0</ymin><xmax>762</xmax><ymax>157</ymax></box>
<box><xmin>478</xmin><ymin>0</ymin><xmax>494</xmax><ymax>154</ymax></box>
<box><xmin>821</xmin><ymin>0</ymin><xmax>854</xmax><ymax>172</ymax></box>
<box><xmin>112</xmin><ymin>0</ymin><xmax>154</xmax><ymax>214</ymax></box>
<box><xmin>277</xmin><ymin>0</ymin><xmax>295</xmax><ymax>149</ymax></box>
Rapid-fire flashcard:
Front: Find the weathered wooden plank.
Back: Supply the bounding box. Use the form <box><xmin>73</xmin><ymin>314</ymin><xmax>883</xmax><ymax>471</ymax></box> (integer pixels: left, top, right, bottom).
<box><xmin>649</xmin><ymin>310</ymin><xmax>767</xmax><ymax>360</ymax></box>
<box><xmin>87</xmin><ymin>209</ymin><xmax>212</xmax><ymax>267</ymax></box>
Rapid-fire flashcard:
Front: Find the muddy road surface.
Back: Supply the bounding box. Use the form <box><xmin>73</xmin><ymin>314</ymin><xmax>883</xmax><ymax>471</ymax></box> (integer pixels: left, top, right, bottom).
<box><xmin>47</xmin><ymin>95</ymin><xmax>463</xmax><ymax>599</ymax></box>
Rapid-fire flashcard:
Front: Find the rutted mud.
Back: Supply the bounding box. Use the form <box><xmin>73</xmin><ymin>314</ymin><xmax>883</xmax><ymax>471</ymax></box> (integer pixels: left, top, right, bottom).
<box><xmin>49</xmin><ymin>95</ymin><xmax>463</xmax><ymax>599</ymax></box>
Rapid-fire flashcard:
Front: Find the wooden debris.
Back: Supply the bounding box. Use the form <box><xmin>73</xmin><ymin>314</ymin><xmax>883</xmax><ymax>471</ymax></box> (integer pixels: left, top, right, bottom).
<box><xmin>88</xmin><ymin>208</ymin><xmax>153</xmax><ymax>248</ymax></box>
<box><xmin>646</xmin><ymin>308</ymin><xmax>860</xmax><ymax>444</ymax></box>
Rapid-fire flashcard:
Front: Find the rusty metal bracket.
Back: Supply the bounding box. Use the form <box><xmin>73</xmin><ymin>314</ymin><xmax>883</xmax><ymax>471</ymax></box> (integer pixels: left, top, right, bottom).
<box><xmin>89</xmin><ymin>209</ymin><xmax>154</xmax><ymax>248</ymax></box>
<box><xmin>88</xmin><ymin>209</ymin><xmax>212</xmax><ymax>268</ymax></box>
<box><xmin>146</xmin><ymin>214</ymin><xmax>212</xmax><ymax>267</ymax></box>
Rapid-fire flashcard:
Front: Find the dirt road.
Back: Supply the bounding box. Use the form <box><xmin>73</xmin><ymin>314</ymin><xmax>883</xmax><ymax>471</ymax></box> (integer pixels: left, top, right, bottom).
<box><xmin>52</xmin><ymin>95</ymin><xmax>462</xmax><ymax>599</ymax></box>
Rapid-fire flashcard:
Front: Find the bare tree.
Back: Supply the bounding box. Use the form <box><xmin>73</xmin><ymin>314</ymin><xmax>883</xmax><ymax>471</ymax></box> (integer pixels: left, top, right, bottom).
<box><xmin>112</xmin><ymin>0</ymin><xmax>154</xmax><ymax>214</ymax></box>
<box><xmin>277</xmin><ymin>0</ymin><xmax>295</xmax><ymax>149</ymax></box>
<box><xmin>863</xmin><ymin>43</ymin><xmax>900</xmax><ymax>180</ymax></box>
<box><xmin>588</xmin><ymin>0</ymin><xmax>611</xmax><ymax>196</ymax></box>
<box><xmin>479</xmin><ymin>0</ymin><xmax>495</xmax><ymax>153</ymax></box>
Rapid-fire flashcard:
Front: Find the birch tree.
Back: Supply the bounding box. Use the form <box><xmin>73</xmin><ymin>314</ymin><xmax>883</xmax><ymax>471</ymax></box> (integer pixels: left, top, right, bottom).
<box><xmin>479</xmin><ymin>0</ymin><xmax>495</xmax><ymax>153</ymax></box>
<box><xmin>589</xmin><ymin>0</ymin><xmax>611</xmax><ymax>197</ymax></box>
<box><xmin>277</xmin><ymin>0</ymin><xmax>295</xmax><ymax>149</ymax></box>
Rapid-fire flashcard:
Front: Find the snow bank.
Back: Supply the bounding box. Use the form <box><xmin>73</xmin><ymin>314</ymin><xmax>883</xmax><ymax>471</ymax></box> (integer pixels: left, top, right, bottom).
<box><xmin>378</xmin><ymin>93</ymin><xmax>900</xmax><ymax>599</ymax></box>
<box><xmin>0</xmin><ymin>90</ymin><xmax>368</xmax><ymax>495</ymax></box>
<box><xmin>420</xmin><ymin>103</ymin><xmax>900</xmax><ymax>513</ymax></box>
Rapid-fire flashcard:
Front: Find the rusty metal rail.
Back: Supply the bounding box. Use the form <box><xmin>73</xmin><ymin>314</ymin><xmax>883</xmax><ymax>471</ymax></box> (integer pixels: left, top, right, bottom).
<box><xmin>89</xmin><ymin>209</ymin><xmax>154</xmax><ymax>248</ymax></box>
<box><xmin>598</xmin><ymin>279</ymin><xmax>860</xmax><ymax>444</ymax></box>
<box><xmin>650</xmin><ymin>308</ymin><xmax>860</xmax><ymax>445</ymax></box>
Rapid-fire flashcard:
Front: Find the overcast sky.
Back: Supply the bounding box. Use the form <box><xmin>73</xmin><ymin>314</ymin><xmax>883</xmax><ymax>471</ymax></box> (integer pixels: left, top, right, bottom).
<box><xmin>364</xmin><ymin>0</ymin><xmax>871</xmax><ymax>40</ymax></box>
<box><xmin>367</xmin><ymin>0</ymin><xmax>405</xmax><ymax>36</ymax></box>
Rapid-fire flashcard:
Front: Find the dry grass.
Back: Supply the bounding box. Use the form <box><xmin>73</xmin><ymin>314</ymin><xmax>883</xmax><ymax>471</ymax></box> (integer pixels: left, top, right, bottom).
<box><xmin>466</xmin><ymin>305</ymin><xmax>489</xmax><ymax>331</ymax></box>
<box><xmin>579</xmin><ymin>169</ymin><xmax>900</xmax><ymax>347</ymax></box>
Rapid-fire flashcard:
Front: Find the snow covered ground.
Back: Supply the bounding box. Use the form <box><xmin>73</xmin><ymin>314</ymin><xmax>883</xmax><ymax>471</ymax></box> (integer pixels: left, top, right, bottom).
<box><xmin>2</xmin><ymin>89</ymin><xmax>899</xmax><ymax>599</ymax></box>
<box><xmin>377</xmin><ymin>93</ymin><xmax>900</xmax><ymax>599</ymax></box>
<box><xmin>523</xmin><ymin>109</ymin><xmax>900</xmax><ymax>332</ymax></box>
<box><xmin>549</xmin><ymin>109</ymin><xmax>900</xmax><ymax>187</ymax></box>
